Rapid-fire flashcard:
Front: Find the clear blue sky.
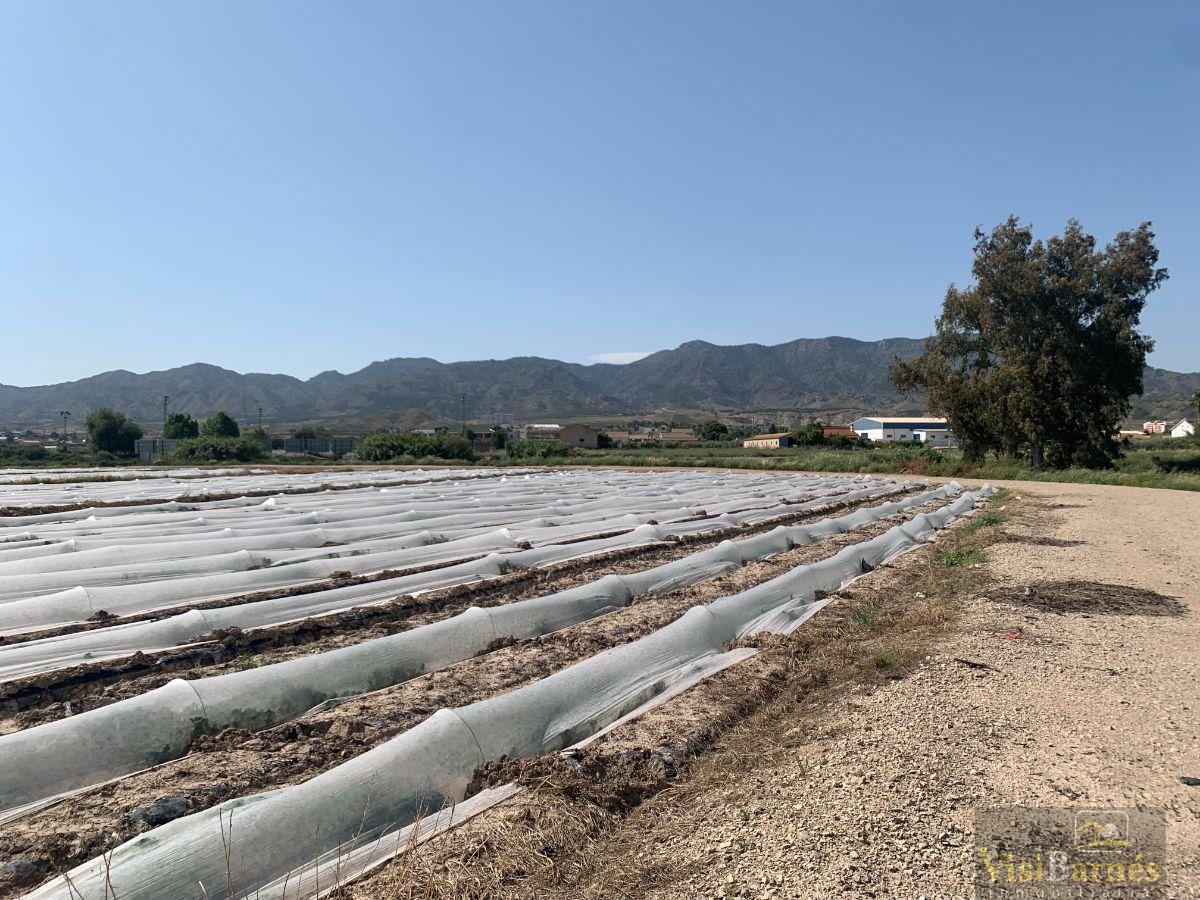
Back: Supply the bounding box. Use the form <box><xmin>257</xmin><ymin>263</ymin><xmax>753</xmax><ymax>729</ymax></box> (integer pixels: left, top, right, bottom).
<box><xmin>2</xmin><ymin>0</ymin><xmax>1197</xmax><ymax>385</ymax></box>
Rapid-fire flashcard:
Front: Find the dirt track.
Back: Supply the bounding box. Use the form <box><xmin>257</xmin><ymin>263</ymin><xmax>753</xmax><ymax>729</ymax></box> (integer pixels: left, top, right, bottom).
<box><xmin>343</xmin><ymin>479</ymin><xmax>1199</xmax><ymax>899</ymax></box>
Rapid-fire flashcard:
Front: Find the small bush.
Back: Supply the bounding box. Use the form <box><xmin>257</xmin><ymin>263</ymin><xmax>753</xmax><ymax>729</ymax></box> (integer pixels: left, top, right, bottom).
<box><xmin>162</xmin><ymin>436</ymin><xmax>266</xmax><ymax>463</ymax></box>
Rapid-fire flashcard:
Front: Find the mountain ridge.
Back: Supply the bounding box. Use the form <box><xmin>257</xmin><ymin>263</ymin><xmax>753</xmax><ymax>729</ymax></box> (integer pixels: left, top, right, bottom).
<box><xmin>1</xmin><ymin>338</ymin><xmax>1196</xmax><ymax>428</ymax></box>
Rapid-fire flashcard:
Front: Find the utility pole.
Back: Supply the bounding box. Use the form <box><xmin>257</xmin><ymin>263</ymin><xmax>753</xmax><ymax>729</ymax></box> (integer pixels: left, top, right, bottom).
<box><xmin>162</xmin><ymin>395</ymin><xmax>170</xmax><ymax>432</ymax></box>
<box><xmin>57</xmin><ymin>411</ymin><xmax>70</xmax><ymax>450</ymax></box>
<box><xmin>460</xmin><ymin>392</ymin><xmax>466</xmax><ymax>433</ymax></box>
<box><xmin>258</xmin><ymin>407</ymin><xmax>264</xmax><ymax>430</ymax></box>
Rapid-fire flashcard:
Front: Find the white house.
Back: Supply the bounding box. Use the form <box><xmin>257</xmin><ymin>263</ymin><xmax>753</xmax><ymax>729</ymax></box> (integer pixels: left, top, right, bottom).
<box><xmin>1170</xmin><ymin>419</ymin><xmax>1194</xmax><ymax>438</ymax></box>
<box><xmin>851</xmin><ymin>416</ymin><xmax>955</xmax><ymax>446</ymax></box>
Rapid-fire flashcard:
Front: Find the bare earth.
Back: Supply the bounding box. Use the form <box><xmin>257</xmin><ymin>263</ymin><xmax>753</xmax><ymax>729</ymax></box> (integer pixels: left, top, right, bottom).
<box><xmin>576</xmin><ymin>480</ymin><xmax>1200</xmax><ymax>899</ymax></box>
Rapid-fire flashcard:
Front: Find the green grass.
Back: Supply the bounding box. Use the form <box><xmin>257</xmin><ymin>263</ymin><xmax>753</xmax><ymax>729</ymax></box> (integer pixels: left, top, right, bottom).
<box><xmin>937</xmin><ymin>547</ymin><xmax>987</xmax><ymax>568</ymax></box>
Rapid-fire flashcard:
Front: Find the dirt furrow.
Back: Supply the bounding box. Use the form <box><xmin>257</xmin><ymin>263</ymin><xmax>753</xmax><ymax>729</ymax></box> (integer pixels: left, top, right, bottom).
<box><xmin>0</xmin><ymin>500</ymin><xmax>934</xmax><ymax>896</ymax></box>
<box><xmin>0</xmin><ymin>488</ymin><xmax>917</xmax><ymax>726</ymax></box>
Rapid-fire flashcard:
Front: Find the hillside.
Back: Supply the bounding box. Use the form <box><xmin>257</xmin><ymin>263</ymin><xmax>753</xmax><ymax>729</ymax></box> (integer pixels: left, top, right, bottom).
<box><xmin>1</xmin><ymin>338</ymin><xmax>1196</xmax><ymax>428</ymax></box>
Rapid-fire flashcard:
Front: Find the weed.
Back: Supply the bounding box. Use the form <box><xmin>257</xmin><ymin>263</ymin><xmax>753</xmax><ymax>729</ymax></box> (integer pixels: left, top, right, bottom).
<box><xmin>938</xmin><ymin>547</ymin><xmax>986</xmax><ymax>567</ymax></box>
<box><xmin>850</xmin><ymin>604</ymin><xmax>877</xmax><ymax>627</ymax></box>
<box><xmin>962</xmin><ymin>509</ymin><xmax>1009</xmax><ymax>533</ymax></box>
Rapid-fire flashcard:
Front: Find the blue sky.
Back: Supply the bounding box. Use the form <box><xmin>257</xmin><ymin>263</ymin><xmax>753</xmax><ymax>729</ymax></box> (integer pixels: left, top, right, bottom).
<box><xmin>1</xmin><ymin>0</ymin><xmax>1197</xmax><ymax>385</ymax></box>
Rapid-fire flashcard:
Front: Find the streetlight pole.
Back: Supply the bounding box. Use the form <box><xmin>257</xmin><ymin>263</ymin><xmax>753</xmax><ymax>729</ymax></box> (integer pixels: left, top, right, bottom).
<box><xmin>57</xmin><ymin>411</ymin><xmax>70</xmax><ymax>451</ymax></box>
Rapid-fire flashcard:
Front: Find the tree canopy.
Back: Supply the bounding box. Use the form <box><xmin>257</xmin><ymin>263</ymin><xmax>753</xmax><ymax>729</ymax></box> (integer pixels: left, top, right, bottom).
<box><xmin>201</xmin><ymin>411</ymin><xmax>241</xmax><ymax>439</ymax></box>
<box><xmin>891</xmin><ymin>218</ymin><xmax>1166</xmax><ymax>469</ymax></box>
<box><xmin>85</xmin><ymin>408</ymin><xmax>143</xmax><ymax>456</ymax></box>
<box><xmin>164</xmin><ymin>412</ymin><xmax>200</xmax><ymax>440</ymax></box>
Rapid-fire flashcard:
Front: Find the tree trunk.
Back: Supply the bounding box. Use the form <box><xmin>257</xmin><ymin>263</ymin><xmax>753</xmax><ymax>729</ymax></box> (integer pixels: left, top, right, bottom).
<box><xmin>1031</xmin><ymin>440</ymin><xmax>1043</xmax><ymax>473</ymax></box>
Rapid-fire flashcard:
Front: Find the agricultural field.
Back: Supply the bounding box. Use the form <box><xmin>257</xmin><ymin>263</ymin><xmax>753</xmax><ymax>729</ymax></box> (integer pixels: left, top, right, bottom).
<box><xmin>0</xmin><ymin>466</ymin><xmax>1194</xmax><ymax>898</ymax></box>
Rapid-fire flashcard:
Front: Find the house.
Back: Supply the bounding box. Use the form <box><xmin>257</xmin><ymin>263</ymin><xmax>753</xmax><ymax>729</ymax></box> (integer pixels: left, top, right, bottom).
<box><xmin>743</xmin><ymin>433</ymin><xmax>792</xmax><ymax>449</ymax></box>
<box><xmin>1170</xmin><ymin>419</ymin><xmax>1195</xmax><ymax>438</ymax></box>
<box><xmin>1143</xmin><ymin>421</ymin><xmax>1168</xmax><ymax>434</ymax></box>
<box><xmin>852</xmin><ymin>416</ymin><xmax>954</xmax><ymax>445</ymax></box>
<box><xmin>559</xmin><ymin>423</ymin><xmax>600</xmax><ymax>449</ymax></box>
<box><xmin>518</xmin><ymin>423</ymin><xmax>562</xmax><ymax>441</ymax></box>
<box><xmin>821</xmin><ymin>425</ymin><xmax>858</xmax><ymax>439</ymax></box>
<box><xmin>656</xmin><ymin>429</ymin><xmax>698</xmax><ymax>442</ymax></box>
<box><xmin>912</xmin><ymin>428</ymin><xmax>957</xmax><ymax>449</ymax></box>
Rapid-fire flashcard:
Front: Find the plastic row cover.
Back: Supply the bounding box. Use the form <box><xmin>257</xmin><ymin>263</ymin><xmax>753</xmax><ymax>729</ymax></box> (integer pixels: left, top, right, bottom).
<box><xmin>0</xmin><ymin>478</ymin><xmax>886</xmax><ymax>636</ymax></box>
<box><xmin>0</xmin><ymin>481</ymin><xmax>933</xmax><ymax>816</ymax></box>
<box><xmin>28</xmin><ymin>486</ymin><xmax>993</xmax><ymax>900</ymax></box>
<box><xmin>0</xmin><ymin>467</ymin><xmax>524</xmax><ymax>517</ymax></box>
<box><xmin>0</xmin><ymin>480</ymin><xmax>907</xmax><ymax>679</ymax></box>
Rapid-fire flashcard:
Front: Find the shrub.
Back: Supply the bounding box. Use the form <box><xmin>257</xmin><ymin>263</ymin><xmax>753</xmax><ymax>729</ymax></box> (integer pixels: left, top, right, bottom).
<box><xmin>163</xmin><ymin>436</ymin><xmax>266</xmax><ymax>463</ymax></box>
<box><xmin>356</xmin><ymin>431</ymin><xmax>476</xmax><ymax>463</ymax></box>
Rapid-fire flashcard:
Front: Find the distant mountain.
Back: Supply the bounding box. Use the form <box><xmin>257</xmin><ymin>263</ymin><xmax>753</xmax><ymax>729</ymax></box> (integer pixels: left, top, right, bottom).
<box><xmin>1</xmin><ymin>338</ymin><xmax>1196</xmax><ymax>429</ymax></box>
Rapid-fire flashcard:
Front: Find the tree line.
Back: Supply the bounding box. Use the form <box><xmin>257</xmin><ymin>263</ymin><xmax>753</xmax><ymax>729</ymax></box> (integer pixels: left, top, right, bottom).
<box><xmin>85</xmin><ymin>408</ymin><xmax>267</xmax><ymax>462</ymax></box>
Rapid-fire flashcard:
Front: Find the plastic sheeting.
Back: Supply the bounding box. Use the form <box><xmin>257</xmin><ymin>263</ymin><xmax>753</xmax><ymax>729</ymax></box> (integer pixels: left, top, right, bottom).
<box><xmin>0</xmin><ymin>473</ymin><xmax>886</xmax><ymax>636</ymax></box>
<box><xmin>0</xmin><ymin>479</ymin><xmax>908</xmax><ymax>680</ymax></box>
<box><xmin>25</xmin><ymin>486</ymin><xmax>993</xmax><ymax>900</ymax></box>
<box><xmin>0</xmin><ymin>481</ymin><xmax>946</xmax><ymax>816</ymax></box>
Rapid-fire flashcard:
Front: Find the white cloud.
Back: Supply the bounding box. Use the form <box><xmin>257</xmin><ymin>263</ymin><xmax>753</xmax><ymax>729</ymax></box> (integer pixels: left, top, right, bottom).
<box><xmin>588</xmin><ymin>351</ymin><xmax>652</xmax><ymax>364</ymax></box>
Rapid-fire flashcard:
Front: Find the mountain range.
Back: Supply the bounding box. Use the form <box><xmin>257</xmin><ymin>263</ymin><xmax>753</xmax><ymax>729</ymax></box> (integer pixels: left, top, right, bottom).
<box><xmin>2</xmin><ymin>338</ymin><xmax>1196</xmax><ymax>430</ymax></box>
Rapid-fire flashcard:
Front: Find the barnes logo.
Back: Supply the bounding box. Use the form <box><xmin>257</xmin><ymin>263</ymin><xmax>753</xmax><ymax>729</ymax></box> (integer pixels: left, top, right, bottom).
<box><xmin>974</xmin><ymin>807</ymin><xmax>1165</xmax><ymax>898</ymax></box>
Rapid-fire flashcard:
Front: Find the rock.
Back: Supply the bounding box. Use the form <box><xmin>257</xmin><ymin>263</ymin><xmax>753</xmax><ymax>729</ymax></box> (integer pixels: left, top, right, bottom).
<box><xmin>2</xmin><ymin>857</ymin><xmax>36</xmax><ymax>879</ymax></box>
<box><xmin>1181</xmin><ymin>775</ymin><xmax>1200</xmax><ymax>787</ymax></box>
<box><xmin>130</xmin><ymin>795</ymin><xmax>190</xmax><ymax>827</ymax></box>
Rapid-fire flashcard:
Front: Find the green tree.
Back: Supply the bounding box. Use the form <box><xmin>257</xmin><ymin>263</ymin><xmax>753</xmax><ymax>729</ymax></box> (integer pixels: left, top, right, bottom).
<box><xmin>85</xmin><ymin>408</ymin><xmax>143</xmax><ymax>456</ymax></box>
<box><xmin>490</xmin><ymin>428</ymin><xmax>509</xmax><ymax>450</ymax></box>
<box><xmin>892</xmin><ymin>218</ymin><xmax>1166</xmax><ymax>470</ymax></box>
<box><xmin>201</xmin><ymin>411</ymin><xmax>241</xmax><ymax>439</ymax></box>
<box><xmin>699</xmin><ymin>420</ymin><xmax>729</xmax><ymax>441</ymax></box>
<box><xmin>163</xmin><ymin>412</ymin><xmax>200</xmax><ymax>439</ymax></box>
<box><xmin>791</xmin><ymin>423</ymin><xmax>826</xmax><ymax>446</ymax></box>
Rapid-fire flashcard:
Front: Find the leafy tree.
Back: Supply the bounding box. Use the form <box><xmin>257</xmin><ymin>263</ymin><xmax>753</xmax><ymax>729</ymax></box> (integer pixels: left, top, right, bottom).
<box><xmin>892</xmin><ymin>218</ymin><xmax>1166</xmax><ymax>470</ymax></box>
<box><xmin>201</xmin><ymin>411</ymin><xmax>241</xmax><ymax>439</ymax></box>
<box><xmin>791</xmin><ymin>423</ymin><xmax>826</xmax><ymax>446</ymax></box>
<box><xmin>490</xmin><ymin>428</ymin><xmax>510</xmax><ymax>450</ymax></box>
<box><xmin>596</xmin><ymin>431</ymin><xmax>613</xmax><ymax>449</ymax></box>
<box><xmin>85</xmin><ymin>408</ymin><xmax>144</xmax><ymax>456</ymax></box>
<box><xmin>164</xmin><ymin>412</ymin><xmax>200</xmax><ymax>439</ymax></box>
<box><xmin>699</xmin><ymin>420</ymin><xmax>729</xmax><ymax>441</ymax></box>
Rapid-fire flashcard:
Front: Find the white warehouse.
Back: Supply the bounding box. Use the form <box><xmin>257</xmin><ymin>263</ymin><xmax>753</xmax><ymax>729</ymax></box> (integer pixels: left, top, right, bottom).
<box><xmin>851</xmin><ymin>416</ymin><xmax>957</xmax><ymax>447</ymax></box>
